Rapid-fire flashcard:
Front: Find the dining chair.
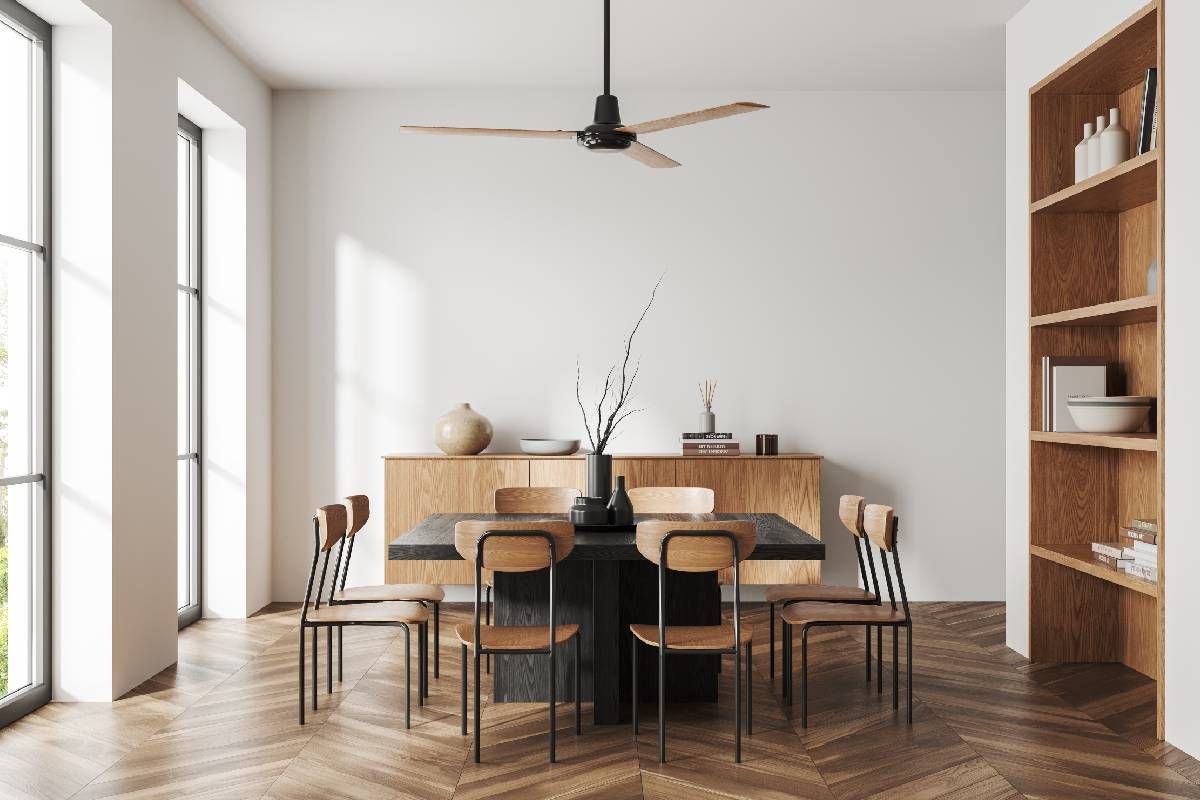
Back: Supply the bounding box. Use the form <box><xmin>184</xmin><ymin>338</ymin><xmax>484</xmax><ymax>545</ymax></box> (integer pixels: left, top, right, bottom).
<box><xmin>329</xmin><ymin>495</ymin><xmax>444</xmax><ymax>698</ymax></box>
<box><xmin>484</xmin><ymin>486</ymin><xmax>581</xmax><ymax>674</ymax></box>
<box><xmin>630</xmin><ymin>519</ymin><xmax>755</xmax><ymax>764</ymax></box>
<box><xmin>299</xmin><ymin>503</ymin><xmax>429</xmax><ymax>726</ymax></box>
<box><xmin>454</xmin><ymin>519</ymin><xmax>582</xmax><ymax>764</ymax></box>
<box><xmin>781</xmin><ymin>503</ymin><xmax>912</xmax><ymax>727</ymax></box>
<box><xmin>765</xmin><ymin>495</ymin><xmax>881</xmax><ymax>686</ymax></box>
<box><xmin>627</xmin><ymin>486</ymin><xmax>715</xmax><ymax>513</ymax></box>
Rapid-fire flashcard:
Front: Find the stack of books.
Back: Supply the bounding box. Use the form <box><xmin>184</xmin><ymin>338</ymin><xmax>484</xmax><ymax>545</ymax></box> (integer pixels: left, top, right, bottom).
<box><xmin>681</xmin><ymin>433</ymin><xmax>740</xmax><ymax>456</ymax></box>
<box><xmin>1090</xmin><ymin>518</ymin><xmax>1158</xmax><ymax>583</ymax></box>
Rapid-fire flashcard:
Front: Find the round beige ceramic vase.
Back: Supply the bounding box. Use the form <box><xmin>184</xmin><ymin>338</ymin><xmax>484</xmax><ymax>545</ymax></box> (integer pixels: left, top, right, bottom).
<box><xmin>434</xmin><ymin>403</ymin><xmax>493</xmax><ymax>455</ymax></box>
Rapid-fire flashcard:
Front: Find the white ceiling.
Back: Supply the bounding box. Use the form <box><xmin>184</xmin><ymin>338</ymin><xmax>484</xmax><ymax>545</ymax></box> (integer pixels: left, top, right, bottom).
<box><xmin>180</xmin><ymin>0</ymin><xmax>1028</xmax><ymax>91</ymax></box>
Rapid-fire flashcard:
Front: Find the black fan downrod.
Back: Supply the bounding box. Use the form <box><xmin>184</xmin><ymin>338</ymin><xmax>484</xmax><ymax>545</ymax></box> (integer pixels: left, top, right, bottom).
<box><xmin>577</xmin><ymin>0</ymin><xmax>635</xmax><ymax>151</ymax></box>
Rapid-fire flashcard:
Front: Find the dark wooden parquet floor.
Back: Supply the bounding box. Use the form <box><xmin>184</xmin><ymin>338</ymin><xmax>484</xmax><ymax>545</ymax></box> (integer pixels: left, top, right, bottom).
<box><xmin>1</xmin><ymin>601</ymin><xmax>1197</xmax><ymax>799</ymax></box>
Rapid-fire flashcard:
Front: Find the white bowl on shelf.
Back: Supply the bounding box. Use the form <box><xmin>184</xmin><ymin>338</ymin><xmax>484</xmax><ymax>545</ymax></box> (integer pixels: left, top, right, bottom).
<box><xmin>1065</xmin><ymin>396</ymin><xmax>1153</xmax><ymax>433</ymax></box>
<box><xmin>519</xmin><ymin>438</ymin><xmax>581</xmax><ymax>456</ymax></box>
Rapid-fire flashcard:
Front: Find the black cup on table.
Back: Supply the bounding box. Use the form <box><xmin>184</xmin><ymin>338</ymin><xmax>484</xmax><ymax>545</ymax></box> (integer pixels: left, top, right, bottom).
<box><xmin>756</xmin><ymin>434</ymin><xmax>779</xmax><ymax>456</ymax></box>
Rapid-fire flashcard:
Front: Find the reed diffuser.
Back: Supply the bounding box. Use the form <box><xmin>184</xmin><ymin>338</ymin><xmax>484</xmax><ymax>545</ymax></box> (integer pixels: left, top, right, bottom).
<box><xmin>699</xmin><ymin>379</ymin><xmax>717</xmax><ymax>434</ymax></box>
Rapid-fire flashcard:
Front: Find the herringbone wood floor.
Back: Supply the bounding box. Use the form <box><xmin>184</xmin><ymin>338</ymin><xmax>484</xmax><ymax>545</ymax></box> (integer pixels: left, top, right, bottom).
<box><xmin>1</xmin><ymin>602</ymin><xmax>1198</xmax><ymax>799</ymax></box>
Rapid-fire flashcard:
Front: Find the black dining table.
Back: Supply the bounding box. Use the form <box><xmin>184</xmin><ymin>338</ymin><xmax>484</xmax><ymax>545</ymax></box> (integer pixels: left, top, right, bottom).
<box><xmin>388</xmin><ymin>512</ymin><xmax>824</xmax><ymax>724</ymax></box>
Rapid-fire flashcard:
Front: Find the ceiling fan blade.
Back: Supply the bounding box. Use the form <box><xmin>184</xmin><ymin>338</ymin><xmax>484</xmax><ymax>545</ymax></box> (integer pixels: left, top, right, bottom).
<box><xmin>616</xmin><ymin>102</ymin><xmax>768</xmax><ymax>135</ymax></box>
<box><xmin>400</xmin><ymin>126</ymin><xmax>577</xmax><ymax>139</ymax></box>
<box><xmin>625</xmin><ymin>141</ymin><xmax>680</xmax><ymax>169</ymax></box>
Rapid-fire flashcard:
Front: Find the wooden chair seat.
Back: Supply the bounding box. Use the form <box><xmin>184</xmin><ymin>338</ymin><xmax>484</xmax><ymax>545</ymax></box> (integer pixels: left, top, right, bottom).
<box><xmin>780</xmin><ymin>602</ymin><xmax>905</xmax><ymax>627</ymax></box>
<box><xmin>630</xmin><ymin>623</ymin><xmax>752</xmax><ymax>650</ymax></box>
<box><xmin>334</xmin><ymin>584</ymin><xmax>445</xmax><ymax>603</ymax></box>
<box><xmin>307</xmin><ymin>600</ymin><xmax>429</xmax><ymax>625</ymax></box>
<box><xmin>764</xmin><ymin>584</ymin><xmax>874</xmax><ymax>604</ymax></box>
<box><xmin>455</xmin><ymin>623</ymin><xmax>579</xmax><ymax>651</ymax></box>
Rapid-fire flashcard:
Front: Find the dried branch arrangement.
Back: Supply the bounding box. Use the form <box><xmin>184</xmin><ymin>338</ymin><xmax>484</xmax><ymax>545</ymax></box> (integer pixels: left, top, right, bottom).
<box><xmin>576</xmin><ymin>276</ymin><xmax>663</xmax><ymax>454</ymax></box>
<box><xmin>699</xmin><ymin>379</ymin><xmax>717</xmax><ymax>411</ymax></box>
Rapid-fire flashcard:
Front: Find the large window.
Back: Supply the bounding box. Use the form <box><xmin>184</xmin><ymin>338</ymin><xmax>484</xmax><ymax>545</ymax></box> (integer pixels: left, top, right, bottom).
<box><xmin>0</xmin><ymin>0</ymin><xmax>49</xmax><ymax>726</ymax></box>
<box><xmin>177</xmin><ymin>116</ymin><xmax>201</xmax><ymax>628</ymax></box>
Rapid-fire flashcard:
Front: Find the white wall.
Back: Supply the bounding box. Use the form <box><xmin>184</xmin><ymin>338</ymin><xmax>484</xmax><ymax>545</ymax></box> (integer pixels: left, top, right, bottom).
<box><xmin>271</xmin><ymin>88</ymin><xmax>1004</xmax><ymax>602</ymax></box>
<box><xmin>33</xmin><ymin>0</ymin><xmax>271</xmax><ymax>700</ymax></box>
<box><xmin>1164</xmin><ymin>0</ymin><xmax>1200</xmax><ymax>758</ymax></box>
<box><xmin>1003</xmin><ymin>0</ymin><xmax>1147</xmax><ymax>658</ymax></box>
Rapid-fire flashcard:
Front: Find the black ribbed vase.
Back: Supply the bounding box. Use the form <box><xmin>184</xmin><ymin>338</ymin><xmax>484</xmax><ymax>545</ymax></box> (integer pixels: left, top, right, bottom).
<box><xmin>585</xmin><ymin>453</ymin><xmax>612</xmax><ymax>500</ymax></box>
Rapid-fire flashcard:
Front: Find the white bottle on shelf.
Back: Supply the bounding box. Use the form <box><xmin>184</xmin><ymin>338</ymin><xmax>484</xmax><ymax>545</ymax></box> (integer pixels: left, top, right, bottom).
<box><xmin>1099</xmin><ymin>107</ymin><xmax>1128</xmax><ymax>172</ymax></box>
<box><xmin>1075</xmin><ymin>121</ymin><xmax>1094</xmax><ymax>183</ymax></box>
<box><xmin>1087</xmin><ymin>114</ymin><xmax>1107</xmax><ymax>177</ymax></box>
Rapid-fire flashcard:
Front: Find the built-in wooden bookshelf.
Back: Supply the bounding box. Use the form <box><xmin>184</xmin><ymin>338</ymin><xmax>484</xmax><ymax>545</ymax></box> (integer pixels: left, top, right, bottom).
<box><xmin>1027</xmin><ymin>1</ymin><xmax>1165</xmax><ymax>738</ymax></box>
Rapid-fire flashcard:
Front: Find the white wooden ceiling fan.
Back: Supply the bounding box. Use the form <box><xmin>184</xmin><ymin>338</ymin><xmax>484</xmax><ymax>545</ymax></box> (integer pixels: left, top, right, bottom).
<box><xmin>399</xmin><ymin>0</ymin><xmax>768</xmax><ymax>168</ymax></box>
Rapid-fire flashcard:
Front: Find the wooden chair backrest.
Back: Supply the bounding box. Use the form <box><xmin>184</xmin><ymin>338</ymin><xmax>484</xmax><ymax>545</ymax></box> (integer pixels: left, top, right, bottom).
<box><xmin>635</xmin><ymin>520</ymin><xmax>756</xmax><ymax>572</ymax></box>
<box><xmin>627</xmin><ymin>486</ymin><xmax>715</xmax><ymax>514</ymax></box>
<box><xmin>454</xmin><ymin>520</ymin><xmax>575</xmax><ymax>572</ymax></box>
<box><xmin>864</xmin><ymin>504</ymin><xmax>897</xmax><ymax>552</ymax></box>
<box><xmin>494</xmin><ymin>486</ymin><xmax>581</xmax><ymax>513</ymax></box>
<box><xmin>838</xmin><ymin>495</ymin><xmax>866</xmax><ymax>538</ymax></box>
<box><xmin>316</xmin><ymin>504</ymin><xmax>347</xmax><ymax>552</ymax></box>
<box><xmin>345</xmin><ymin>494</ymin><xmax>370</xmax><ymax>537</ymax></box>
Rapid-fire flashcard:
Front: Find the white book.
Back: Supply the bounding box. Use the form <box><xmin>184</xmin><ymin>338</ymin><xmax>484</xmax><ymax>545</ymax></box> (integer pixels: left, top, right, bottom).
<box><xmin>1052</xmin><ymin>364</ymin><xmax>1107</xmax><ymax>432</ymax></box>
<box><xmin>1124</xmin><ymin>563</ymin><xmax>1158</xmax><ymax>582</ymax></box>
<box><xmin>1132</xmin><ymin>540</ymin><xmax>1158</xmax><ymax>556</ymax></box>
<box><xmin>1122</xmin><ymin>547</ymin><xmax>1156</xmax><ymax>565</ymax></box>
<box><xmin>1091</xmin><ymin>542</ymin><xmax>1123</xmax><ymax>559</ymax></box>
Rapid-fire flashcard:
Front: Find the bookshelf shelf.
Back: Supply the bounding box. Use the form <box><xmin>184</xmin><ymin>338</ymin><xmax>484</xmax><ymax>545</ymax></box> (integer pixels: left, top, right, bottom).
<box><xmin>1030</xmin><ymin>151</ymin><xmax>1157</xmax><ymax>215</ymax></box>
<box><xmin>1030</xmin><ymin>543</ymin><xmax>1158</xmax><ymax>597</ymax></box>
<box><xmin>1030</xmin><ymin>431</ymin><xmax>1157</xmax><ymax>451</ymax></box>
<box><xmin>1030</xmin><ymin>295</ymin><xmax>1157</xmax><ymax>327</ymax></box>
<box><xmin>1027</xmin><ymin>0</ymin><xmax>1164</xmax><ymax>739</ymax></box>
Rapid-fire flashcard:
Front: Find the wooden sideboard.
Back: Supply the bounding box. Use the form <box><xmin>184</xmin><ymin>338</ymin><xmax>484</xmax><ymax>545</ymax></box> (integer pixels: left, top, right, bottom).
<box><xmin>383</xmin><ymin>453</ymin><xmax>822</xmax><ymax>586</ymax></box>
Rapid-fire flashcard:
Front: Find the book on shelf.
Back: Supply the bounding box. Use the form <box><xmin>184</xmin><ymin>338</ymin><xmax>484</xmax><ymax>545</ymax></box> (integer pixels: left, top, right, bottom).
<box><xmin>1138</xmin><ymin>67</ymin><xmax>1158</xmax><ymax>154</ymax></box>
<box><xmin>1131</xmin><ymin>539</ymin><xmax>1158</xmax><ymax>557</ymax></box>
<box><xmin>1091</xmin><ymin>542</ymin><xmax>1123</xmax><ymax>559</ymax></box>
<box><xmin>1123</xmin><ymin>562</ymin><xmax>1158</xmax><ymax>582</ymax></box>
<box><xmin>1130</xmin><ymin>517</ymin><xmax>1158</xmax><ymax>533</ymax></box>
<box><xmin>1094</xmin><ymin>551</ymin><xmax>1133</xmax><ymax>570</ymax></box>
<box><xmin>1121</xmin><ymin>526</ymin><xmax>1157</xmax><ymax>545</ymax></box>
<box><xmin>681</xmin><ymin>445</ymin><xmax>740</xmax><ymax>455</ymax></box>
<box><xmin>1040</xmin><ymin>357</ymin><xmax>1107</xmax><ymax>432</ymax></box>
<box><xmin>1121</xmin><ymin>546</ymin><xmax>1156</xmax><ymax>567</ymax></box>
<box><xmin>681</xmin><ymin>432</ymin><xmax>733</xmax><ymax>440</ymax></box>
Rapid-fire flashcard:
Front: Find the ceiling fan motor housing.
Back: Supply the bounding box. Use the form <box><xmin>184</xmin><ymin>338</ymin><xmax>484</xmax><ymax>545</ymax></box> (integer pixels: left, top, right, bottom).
<box><xmin>577</xmin><ymin>94</ymin><xmax>635</xmax><ymax>151</ymax></box>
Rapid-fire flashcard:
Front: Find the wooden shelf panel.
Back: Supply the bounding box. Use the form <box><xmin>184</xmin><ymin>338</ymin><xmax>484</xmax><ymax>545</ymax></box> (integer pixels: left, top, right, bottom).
<box><xmin>1030</xmin><ymin>431</ymin><xmax>1157</xmax><ymax>451</ymax></box>
<box><xmin>1031</xmin><ymin>151</ymin><xmax>1157</xmax><ymax>215</ymax></box>
<box><xmin>1031</xmin><ymin>543</ymin><xmax>1158</xmax><ymax>597</ymax></box>
<box><xmin>1031</xmin><ymin>295</ymin><xmax>1158</xmax><ymax>327</ymax></box>
<box><xmin>1030</xmin><ymin>3</ymin><xmax>1157</xmax><ymax>96</ymax></box>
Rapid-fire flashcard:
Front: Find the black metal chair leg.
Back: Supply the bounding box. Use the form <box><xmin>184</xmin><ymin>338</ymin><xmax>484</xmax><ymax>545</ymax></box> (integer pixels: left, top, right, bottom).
<box><xmin>298</xmin><ymin>625</ymin><xmax>306</xmax><ymax>725</ymax></box>
<box><xmin>338</xmin><ymin>625</ymin><xmax>343</xmax><ymax>683</ymax></box>
<box><xmin>892</xmin><ymin>624</ymin><xmax>899</xmax><ymax>710</ymax></box>
<box><xmin>748</xmin><ymin>638</ymin><xmax>753</xmax><ymax>736</ymax></box>
<box><xmin>460</xmin><ymin>643</ymin><xmax>468</xmax><ymax>736</ymax></box>
<box><xmin>631</xmin><ymin>637</ymin><xmax>639</xmax><ymax>737</ymax></box>
<box><xmin>865</xmin><ymin>623</ymin><xmax>871</xmax><ymax>682</ymax></box>
<box><xmin>658</xmin><ymin>643</ymin><xmax>666</xmax><ymax>763</ymax></box>
<box><xmin>420</xmin><ymin>622</ymin><xmax>427</xmax><ymax>702</ymax></box>
<box><xmin>800</xmin><ymin>625</ymin><xmax>809</xmax><ymax>728</ymax></box>
<box><xmin>907</xmin><ymin>624</ymin><xmax>913</xmax><ymax>724</ymax></box>
<box><xmin>769</xmin><ymin>603</ymin><xmax>775</xmax><ymax>680</ymax></box>
<box><xmin>574</xmin><ymin>635</ymin><xmax>582</xmax><ymax>735</ymax></box>
<box><xmin>474</xmin><ymin>648</ymin><xmax>481</xmax><ymax>763</ymax></box>
<box><xmin>404</xmin><ymin>625</ymin><xmax>411</xmax><ymax>729</ymax></box>
<box><xmin>485</xmin><ymin>585</ymin><xmax>492</xmax><ymax>675</ymax></box>
<box><xmin>549</xmin><ymin>640</ymin><xmax>557</xmax><ymax>764</ymax></box>
<box><xmin>783</xmin><ymin>622</ymin><xmax>791</xmax><ymax>705</ymax></box>
<box><xmin>312</xmin><ymin>627</ymin><xmax>318</xmax><ymax>711</ymax></box>
<box><xmin>734</xmin><ymin>646</ymin><xmax>742</xmax><ymax>763</ymax></box>
<box><xmin>434</xmin><ymin>603</ymin><xmax>441</xmax><ymax>679</ymax></box>
<box><xmin>327</xmin><ymin>627</ymin><xmax>333</xmax><ymax>693</ymax></box>
<box><xmin>876</xmin><ymin>625</ymin><xmax>883</xmax><ymax>694</ymax></box>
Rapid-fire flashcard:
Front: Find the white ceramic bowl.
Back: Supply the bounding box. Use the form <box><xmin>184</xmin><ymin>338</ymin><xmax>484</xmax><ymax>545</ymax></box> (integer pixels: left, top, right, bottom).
<box><xmin>520</xmin><ymin>438</ymin><xmax>581</xmax><ymax>456</ymax></box>
<box><xmin>1066</xmin><ymin>396</ymin><xmax>1153</xmax><ymax>433</ymax></box>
